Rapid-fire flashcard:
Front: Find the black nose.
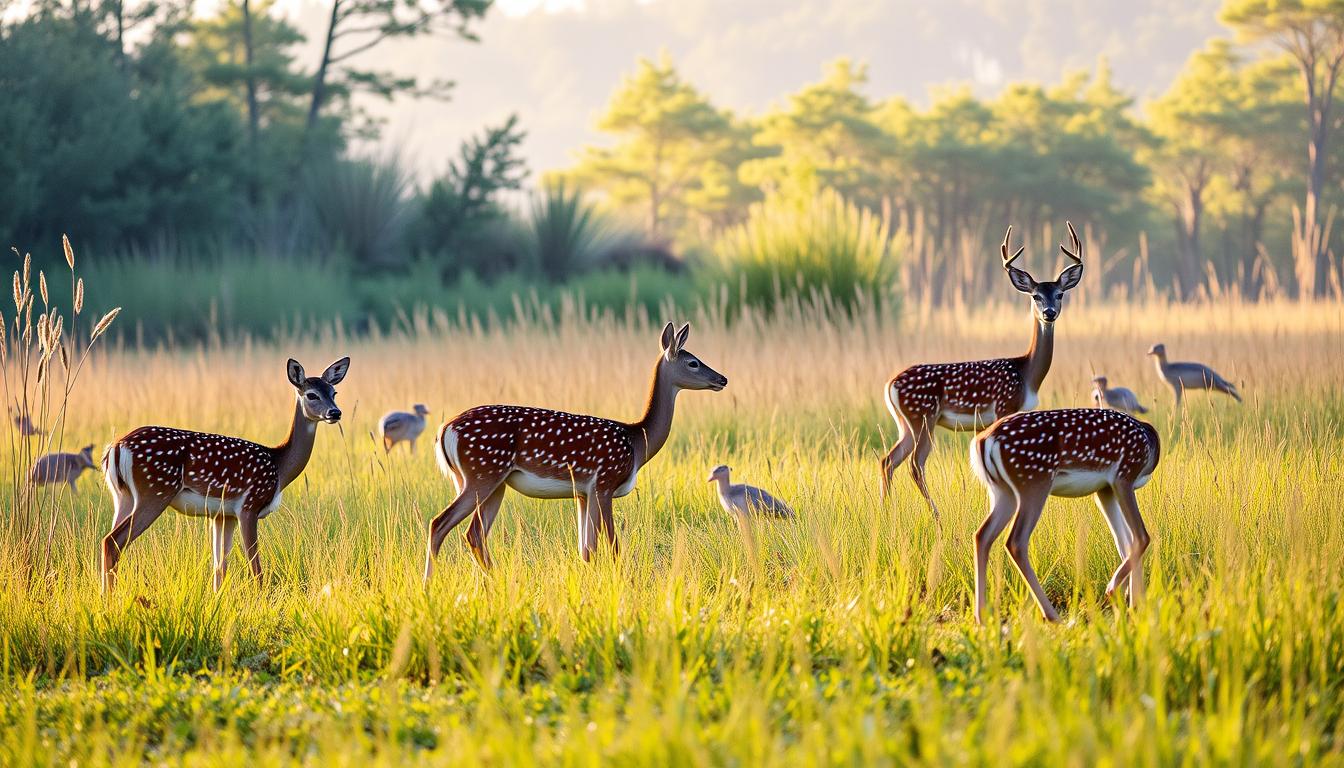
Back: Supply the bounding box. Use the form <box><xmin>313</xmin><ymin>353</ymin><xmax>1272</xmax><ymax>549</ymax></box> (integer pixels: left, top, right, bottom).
<box><xmin>1042</xmin><ymin>310</ymin><xmax>1058</xmax><ymax>321</ymax></box>
<box><xmin>718</xmin><ymin>376</ymin><xmax>728</xmax><ymax>387</ymax></box>
<box><xmin>327</xmin><ymin>408</ymin><xmax>342</xmax><ymax>421</ymax></box>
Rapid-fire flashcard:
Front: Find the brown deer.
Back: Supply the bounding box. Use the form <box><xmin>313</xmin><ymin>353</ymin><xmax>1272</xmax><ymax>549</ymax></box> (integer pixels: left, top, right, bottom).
<box><xmin>424</xmin><ymin>322</ymin><xmax>727</xmax><ymax>579</ymax></box>
<box><xmin>880</xmin><ymin>223</ymin><xmax>1084</xmax><ymax>515</ymax></box>
<box><xmin>100</xmin><ymin>357</ymin><xmax>349</xmax><ymax>591</ymax></box>
<box><xmin>969</xmin><ymin>408</ymin><xmax>1160</xmax><ymax>623</ymax></box>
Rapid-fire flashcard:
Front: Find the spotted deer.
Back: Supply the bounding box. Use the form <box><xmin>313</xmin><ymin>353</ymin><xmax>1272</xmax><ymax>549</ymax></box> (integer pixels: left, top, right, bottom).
<box><xmin>424</xmin><ymin>322</ymin><xmax>727</xmax><ymax>578</ymax></box>
<box><xmin>880</xmin><ymin>223</ymin><xmax>1084</xmax><ymax>515</ymax></box>
<box><xmin>969</xmin><ymin>408</ymin><xmax>1160</xmax><ymax>623</ymax></box>
<box><xmin>100</xmin><ymin>357</ymin><xmax>350</xmax><ymax>591</ymax></box>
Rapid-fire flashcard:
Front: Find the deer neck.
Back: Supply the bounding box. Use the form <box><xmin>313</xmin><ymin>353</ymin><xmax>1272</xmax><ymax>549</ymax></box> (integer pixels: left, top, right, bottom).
<box><xmin>1022</xmin><ymin>315</ymin><xmax>1055</xmax><ymax>394</ymax></box>
<box><xmin>273</xmin><ymin>399</ymin><xmax>319</xmax><ymax>489</ymax></box>
<box><xmin>627</xmin><ymin>358</ymin><xmax>679</xmax><ymax>468</ymax></box>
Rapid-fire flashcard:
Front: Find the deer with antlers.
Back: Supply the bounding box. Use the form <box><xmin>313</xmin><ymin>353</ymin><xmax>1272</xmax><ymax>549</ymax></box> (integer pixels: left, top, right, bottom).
<box><xmin>880</xmin><ymin>223</ymin><xmax>1084</xmax><ymax>515</ymax></box>
<box><xmin>969</xmin><ymin>408</ymin><xmax>1160</xmax><ymax>623</ymax></box>
<box><xmin>100</xmin><ymin>357</ymin><xmax>350</xmax><ymax>591</ymax></box>
<box><xmin>424</xmin><ymin>322</ymin><xmax>727</xmax><ymax>578</ymax></box>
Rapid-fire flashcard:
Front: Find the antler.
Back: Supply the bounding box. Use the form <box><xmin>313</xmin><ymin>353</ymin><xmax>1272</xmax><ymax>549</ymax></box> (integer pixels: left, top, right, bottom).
<box><xmin>1001</xmin><ymin>226</ymin><xmax>1024</xmax><ymax>269</ymax></box>
<box><xmin>1060</xmin><ymin>221</ymin><xmax>1082</xmax><ymax>264</ymax></box>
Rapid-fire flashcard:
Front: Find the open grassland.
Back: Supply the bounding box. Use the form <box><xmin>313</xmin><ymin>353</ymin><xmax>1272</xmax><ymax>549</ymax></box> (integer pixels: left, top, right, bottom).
<box><xmin>1</xmin><ymin>299</ymin><xmax>1343</xmax><ymax>765</ymax></box>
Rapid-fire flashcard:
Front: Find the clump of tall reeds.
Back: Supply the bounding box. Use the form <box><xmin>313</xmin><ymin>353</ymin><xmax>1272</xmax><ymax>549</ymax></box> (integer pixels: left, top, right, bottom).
<box><xmin>3</xmin><ymin>235</ymin><xmax>119</xmax><ymax>579</ymax></box>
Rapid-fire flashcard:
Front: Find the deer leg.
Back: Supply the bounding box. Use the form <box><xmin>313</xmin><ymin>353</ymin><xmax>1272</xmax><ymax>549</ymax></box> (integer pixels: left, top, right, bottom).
<box><xmin>211</xmin><ymin>515</ymin><xmax>239</xmax><ymax>591</ymax></box>
<box><xmin>1095</xmin><ymin>488</ymin><xmax>1135</xmax><ymax>600</ymax></box>
<box><xmin>100</xmin><ymin>496</ymin><xmax>172</xmax><ymax>592</ymax></box>
<box><xmin>1172</xmin><ymin>384</ymin><xmax>1183</xmax><ymax>409</ymax></box>
<box><xmin>577</xmin><ymin>495</ymin><xmax>600</xmax><ymax>562</ymax></box>
<box><xmin>463</xmin><ymin>484</ymin><xmax>507</xmax><ymax>571</ymax></box>
<box><xmin>1004</xmin><ymin>485</ymin><xmax>1059</xmax><ymax>622</ymax></box>
<box><xmin>1111</xmin><ymin>481</ymin><xmax>1152</xmax><ymax>606</ymax></box>
<box><xmin>593</xmin><ymin>492</ymin><xmax>619</xmax><ymax>558</ymax></box>
<box><xmin>974</xmin><ymin>483</ymin><xmax>1017</xmax><ymax>624</ymax></box>
<box><xmin>238</xmin><ymin>512</ymin><xmax>263</xmax><ymax>585</ymax></box>
<box><xmin>909</xmin><ymin>422</ymin><xmax>939</xmax><ymax>517</ymax></box>
<box><xmin>880</xmin><ymin>419</ymin><xmax>914</xmax><ymax>501</ymax></box>
<box><xmin>425</xmin><ymin>477</ymin><xmax>505</xmax><ymax>581</ymax></box>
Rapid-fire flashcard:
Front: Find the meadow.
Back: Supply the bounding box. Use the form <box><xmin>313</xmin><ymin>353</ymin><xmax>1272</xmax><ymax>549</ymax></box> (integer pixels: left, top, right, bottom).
<box><xmin>1</xmin><ymin>298</ymin><xmax>1342</xmax><ymax>765</ymax></box>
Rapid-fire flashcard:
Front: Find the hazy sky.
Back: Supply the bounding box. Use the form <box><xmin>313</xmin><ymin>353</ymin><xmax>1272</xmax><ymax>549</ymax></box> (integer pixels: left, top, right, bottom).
<box><xmin>275</xmin><ymin>0</ymin><xmax>1226</xmax><ymax>183</ymax></box>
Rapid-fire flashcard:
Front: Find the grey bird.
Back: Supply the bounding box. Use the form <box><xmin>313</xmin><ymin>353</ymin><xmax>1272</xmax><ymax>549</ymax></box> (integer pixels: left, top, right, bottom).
<box><xmin>378</xmin><ymin>404</ymin><xmax>430</xmax><ymax>453</ymax></box>
<box><xmin>1091</xmin><ymin>376</ymin><xmax>1148</xmax><ymax>414</ymax></box>
<box><xmin>11</xmin><ymin>404</ymin><xmax>42</xmax><ymax>436</ymax></box>
<box><xmin>1147</xmin><ymin>343</ymin><xmax>1242</xmax><ymax>407</ymax></box>
<box><xmin>29</xmin><ymin>444</ymin><xmax>95</xmax><ymax>492</ymax></box>
<box><xmin>708</xmin><ymin>465</ymin><xmax>795</xmax><ymax>519</ymax></box>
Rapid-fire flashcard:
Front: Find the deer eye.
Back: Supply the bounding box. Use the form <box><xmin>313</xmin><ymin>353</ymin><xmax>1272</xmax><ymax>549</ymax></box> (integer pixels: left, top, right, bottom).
<box><xmin>305</xmin><ymin>392</ymin><xmax>319</xmax><ymax>401</ymax></box>
<box><xmin>687</xmin><ymin>359</ymin><xmax>700</xmax><ymax>370</ymax></box>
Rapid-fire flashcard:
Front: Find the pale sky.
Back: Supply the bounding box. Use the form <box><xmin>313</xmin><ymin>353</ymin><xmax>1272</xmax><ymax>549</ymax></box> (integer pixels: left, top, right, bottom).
<box><xmin>269</xmin><ymin>0</ymin><xmax>1226</xmax><ymax>184</ymax></box>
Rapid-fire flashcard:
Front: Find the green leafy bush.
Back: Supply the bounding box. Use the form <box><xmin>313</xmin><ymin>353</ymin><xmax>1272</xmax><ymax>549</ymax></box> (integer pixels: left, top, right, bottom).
<box><xmin>707</xmin><ymin>188</ymin><xmax>899</xmax><ymax>314</ymax></box>
<box><xmin>304</xmin><ymin>155</ymin><xmax>413</xmax><ymax>269</ymax></box>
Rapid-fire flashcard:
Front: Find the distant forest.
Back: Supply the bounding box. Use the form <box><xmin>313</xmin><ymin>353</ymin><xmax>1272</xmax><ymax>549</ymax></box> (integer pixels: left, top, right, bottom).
<box><xmin>4</xmin><ymin>0</ymin><xmax>1344</xmax><ymax>318</ymax></box>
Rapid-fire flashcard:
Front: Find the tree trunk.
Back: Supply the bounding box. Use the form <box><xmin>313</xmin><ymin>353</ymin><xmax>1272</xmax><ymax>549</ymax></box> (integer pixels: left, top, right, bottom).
<box><xmin>302</xmin><ymin>0</ymin><xmax>341</xmax><ymax>164</ymax></box>
<box><xmin>242</xmin><ymin>0</ymin><xmax>261</xmax><ymax>204</ymax></box>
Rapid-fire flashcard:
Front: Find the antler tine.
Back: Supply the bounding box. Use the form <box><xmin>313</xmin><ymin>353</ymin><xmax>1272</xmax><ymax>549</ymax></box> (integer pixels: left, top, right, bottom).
<box><xmin>1060</xmin><ymin>220</ymin><xmax>1083</xmax><ymax>264</ymax></box>
<box><xmin>1001</xmin><ymin>225</ymin><xmax>1024</xmax><ymax>268</ymax></box>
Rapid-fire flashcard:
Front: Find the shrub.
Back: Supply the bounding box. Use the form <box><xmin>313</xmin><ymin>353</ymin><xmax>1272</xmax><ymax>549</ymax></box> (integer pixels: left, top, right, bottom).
<box><xmin>707</xmin><ymin>188</ymin><xmax>899</xmax><ymax>314</ymax></box>
<box><xmin>304</xmin><ymin>154</ymin><xmax>413</xmax><ymax>269</ymax></box>
<box><xmin>519</xmin><ymin>182</ymin><xmax>641</xmax><ymax>280</ymax></box>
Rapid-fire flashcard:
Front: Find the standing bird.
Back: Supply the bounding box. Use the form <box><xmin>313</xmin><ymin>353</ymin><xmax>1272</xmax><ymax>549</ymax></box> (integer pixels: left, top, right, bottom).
<box><xmin>379</xmin><ymin>404</ymin><xmax>430</xmax><ymax>453</ymax></box>
<box><xmin>1091</xmin><ymin>376</ymin><xmax>1149</xmax><ymax>414</ymax></box>
<box><xmin>707</xmin><ymin>465</ymin><xmax>795</xmax><ymax>518</ymax></box>
<box><xmin>29</xmin><ymin>445</ymin><xmax>96</xmax><ymax>492</ymax></box>
<box><xmin>1147</xmin><ymin>343</ymin><xmax>1241</xmax><ymax>407</ymax></box>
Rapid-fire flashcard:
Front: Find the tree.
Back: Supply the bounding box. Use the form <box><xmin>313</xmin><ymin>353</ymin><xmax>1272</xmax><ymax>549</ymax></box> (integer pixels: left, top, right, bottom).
<box><xmin>564</xmin><ymin>55</ymin><xmax>740</xmax><ymax>240</ymax></box>
<box><xmin>301</xmin><ymin>0</ymin><xmax>490</xmax><ymax>158</ymax></box>
<box><xmin>1223</xmin><ymin>0</ymin><xmax>1344</xmax><ymax>296</ymax></box>
<box><xmin>741</xmin><ymin>59</ymin><xmax>894</xmax><ymax>209</ymax></box>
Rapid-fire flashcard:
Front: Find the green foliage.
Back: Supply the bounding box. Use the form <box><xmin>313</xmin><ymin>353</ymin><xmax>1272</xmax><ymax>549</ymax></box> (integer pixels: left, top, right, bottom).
<box><xmin>708</xmin><ymin>188</ymin><xmax>898</xmax><ymax>314</ymax></box>
<box><xmin>304</xmin><ymin>154</ymin><xmax>414</xmax><ymax>269</ymax></box>
<box><xmin>520</xmin><ymin>183</ymin><xmax>640</xmax><ymax>280</ymax></box>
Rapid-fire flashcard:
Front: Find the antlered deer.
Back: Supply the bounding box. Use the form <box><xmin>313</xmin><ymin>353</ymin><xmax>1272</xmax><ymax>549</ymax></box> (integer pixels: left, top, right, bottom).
<box><xmin>424</xmin><ymin>322</ymin><xmax>726</xmax><ymax>578</ymax></box>
<box><xmin>969</xmin><ymin>408</ymin><xmax>1160</xmax><ymax>623</ymax></box>
<box><xmin>100</xmin><ymin>357</ymin><xmax>349</xmax><ymax>591</ymax></box>
<box><xmin>881</xmin><ymin>224</ymin><xmax>1084</xmax><ymax>515</ymax></box>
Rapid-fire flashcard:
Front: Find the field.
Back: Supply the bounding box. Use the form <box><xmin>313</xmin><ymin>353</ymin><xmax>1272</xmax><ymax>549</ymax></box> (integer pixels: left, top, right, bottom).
<box><xmin>1</xmin><ymin>299</ymin><xmax>1342</xmax><ymax>765</ymax></box>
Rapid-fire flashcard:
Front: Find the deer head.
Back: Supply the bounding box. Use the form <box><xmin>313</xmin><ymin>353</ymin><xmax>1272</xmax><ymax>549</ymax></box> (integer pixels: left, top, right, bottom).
<box><xmin>79</xmin><ymin>444</ymin><xmax>95</xmax><ymax>469</ymax></box>
<box><xmin>1002</xmin><ymin>222</ymin><xmax>1084</xmax><ymax>324</ymax></box>
<box><xmin>658</xmin><ymin>322</ymin><xmax>727</xmax><ymax>391</ymax></box>
<box><xmin>286</xmin><ymin>357</ymin><xmax>350</xmax><ymax>423</ymax></box>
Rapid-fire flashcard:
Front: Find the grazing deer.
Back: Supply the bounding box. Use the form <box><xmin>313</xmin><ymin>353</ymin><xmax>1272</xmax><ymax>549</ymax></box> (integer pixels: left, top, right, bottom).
<box><xmin>29</xmin><ymin>444</ymin><xmax>96</xmax><ymax>492</ymax></box>
<box><xmin>100</xmin><ymin>357</ymin><xmax>349</xmax><ymax>591</ymax></box>
<box><xmin>969</xmin><ymin>408</ymin><xmax>1160</xmax><ymax>623</ymax></box>
<box><xmin>881</xmin><ymin>223</ymin><xmax>1084</xmax><ymax>515</ymax></box>
<box><xmin>1147</xmin><ymin>343</ymin><xmax>1241</xmax><ymax>407</ymax></box>
<box><xmin>424</xmin><ymin>322</ymin><xmax>726</xmax><ymax>578</ymax></box>
<box><xmin>379</xmin><ymin>404</ymin><xmax>430</xmax><ymax>453</ymax></box>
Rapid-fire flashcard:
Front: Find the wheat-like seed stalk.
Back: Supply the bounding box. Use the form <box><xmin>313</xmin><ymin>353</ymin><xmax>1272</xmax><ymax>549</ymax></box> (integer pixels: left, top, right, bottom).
<box><xmin>58</xmin><ymin>342</ymin><xmax>68</xmax><ymax>372</ymax></box>
<box><xmin>91</xmin><ymin>308</ymin><xmax>121</xmax><ymax>341</ymax></box>
<box><xmin>50</xmin><ymin>313</ymin><xmax>63</xmax><ymax>353</ymax></box>
<box><xmin>12</xmin><ymin>272</ymin><xmax>20</xmax><ymax>311</ymax></box>
<box><xmin>74</xmin><ymin>278</ymin><xmax>84</xmax><ymax>315</ymax></box>
<box><xmin>36</xmin><ymin>313</ymin><xmax>48</xmax><ymax>355</ymax></box>
<box><xmin>62</xmin><ymin>235</ymin><xmax>74</xmax><ymax>271</ymax></box>
<box><xmin>39</xmin><ymin>271</ymin><xmax>47</xmax><ymax>307</ymax></box>
<box><xmin>0</xmin><ymin>313</ymin><xmax>7</xmax><ymax>364</ymax></box>
<box><xmin>22</xmin><ymin>253</ymin><xmax>30</xmax><ymax>294</ymax></box>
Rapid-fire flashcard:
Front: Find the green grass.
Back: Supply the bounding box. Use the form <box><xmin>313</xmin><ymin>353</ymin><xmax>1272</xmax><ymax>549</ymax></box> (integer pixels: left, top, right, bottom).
<box><xmin>0</xmin><ymin>300</ymin><xmax>1342</xmax><ymax>765</ymax></box>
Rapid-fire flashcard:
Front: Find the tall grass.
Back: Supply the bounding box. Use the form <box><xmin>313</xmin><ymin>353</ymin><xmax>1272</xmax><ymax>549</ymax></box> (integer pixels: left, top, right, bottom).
<box><xmin>0</xmin><ymin>299</ymin><xmax>1342</xmax><ymax>764</ymax></box>
<box><xmin>709</xmin><ymin>188</ymin><xmax>900</xmax><ymax>314</ymax></box>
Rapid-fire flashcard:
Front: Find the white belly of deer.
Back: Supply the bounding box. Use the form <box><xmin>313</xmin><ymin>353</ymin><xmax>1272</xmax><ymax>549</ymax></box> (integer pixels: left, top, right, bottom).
<box><xmin>507</xmin><ymin>469</ymin><xmax>584</xmax><ymax>499</ymax></box>
<box><xmin>938</xmin><ymin>408</ymin><xmax>996</xmax><ymax>430</ymax></box>
<box><xmin>170</xmin><ymin>489</ymin><xmax>282</xmax><ymax>519</ymax></box>
<box><xmin>613</xmin><ymin>464</ymin><xmax>639</xmax><ymax>498</ymax></box>
<box><xmin>1050</xmin><ymin>467</ymin><xmax>1114</xmax><ymax>497</ymax></box>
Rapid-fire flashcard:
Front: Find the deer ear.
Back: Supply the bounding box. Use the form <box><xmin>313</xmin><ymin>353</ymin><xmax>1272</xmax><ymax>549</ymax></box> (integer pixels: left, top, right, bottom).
<box><xmin>321</xmin><ymin>356</ymin><xmax>350</xmax><ymax>385</ymax></box>
<box><xmin>660</xmin><ymin>322</ymin><xmax>676</xmax><ymax>361</ymax></box>
<box><xmin>675</xmin><ymin>323</ymin><xmax>690</xmax><ymax>352</ymax></box>
<box><xmin>1057</xmin><ymin>262</ymin><xmax>1084</xmax><ymax>291</ymax></box>
<box><xmin>1006</xmin><ymin>267</ymin><xmax>1037</xmax><ymax>294</ymax></box>
<box><xmin>287</xmin><ymin>359</ymin><xmax>306</xmax><ymax>388</ymax></box>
